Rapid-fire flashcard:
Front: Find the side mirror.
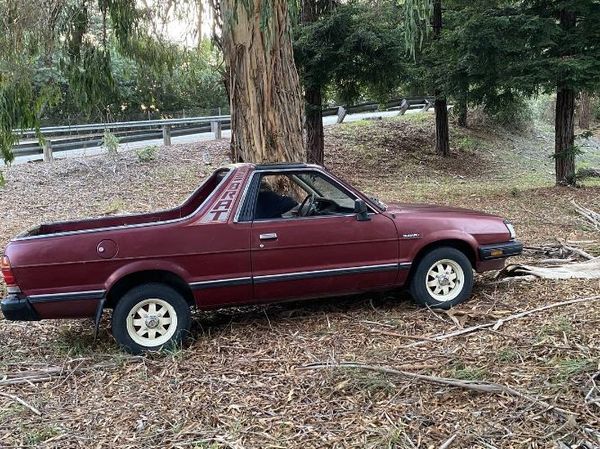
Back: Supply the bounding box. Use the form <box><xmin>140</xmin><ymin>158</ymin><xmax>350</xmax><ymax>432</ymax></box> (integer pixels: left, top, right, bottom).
<box><xmin>354</xmin><ymin>199</ymin><xmax>370</xmax><ymax>221</ymax></box>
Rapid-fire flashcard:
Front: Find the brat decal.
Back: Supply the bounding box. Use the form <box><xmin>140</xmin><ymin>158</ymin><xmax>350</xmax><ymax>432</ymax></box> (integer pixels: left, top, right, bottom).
<box><xmin>201</xmin><ymin>167</ymin><xmax>248</xmax><ymax>223</ymax></box>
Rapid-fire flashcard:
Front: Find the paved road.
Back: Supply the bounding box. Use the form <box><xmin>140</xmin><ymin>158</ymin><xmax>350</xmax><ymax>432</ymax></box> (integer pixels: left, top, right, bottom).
<box><xmin>6</xmin><ymin>109</ymin><xmax>420</xmax><ymax>166</ymax></box>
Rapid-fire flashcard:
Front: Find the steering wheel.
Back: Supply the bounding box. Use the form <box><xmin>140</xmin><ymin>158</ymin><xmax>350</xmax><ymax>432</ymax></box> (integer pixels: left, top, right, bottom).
<box><xmin>298</xmin><ymin>194</ymin><xmax>317</xmax><ymax>217</ymax></box>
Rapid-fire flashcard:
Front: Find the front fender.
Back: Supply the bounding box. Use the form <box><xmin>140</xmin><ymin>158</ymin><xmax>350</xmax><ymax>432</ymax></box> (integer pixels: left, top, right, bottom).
<box><xmin>407</xmin><ymin>230</ymin><xmax>479</xmax><ymax>261</ymax></box>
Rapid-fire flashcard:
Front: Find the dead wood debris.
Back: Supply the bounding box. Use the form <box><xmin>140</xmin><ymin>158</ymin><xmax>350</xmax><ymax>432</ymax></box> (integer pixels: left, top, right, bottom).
<box><xmin>572</xmin><ymin>200</ymin><xmax>600</xmax><ymax>231</ymax></box>
<box><xmin>300</xmin><ymin>362</ymin><xmax>578</xmax><ymax>420</ymax></box>
<box><xmin>364</xmin><ymin>295</ymin><xmax>600</xmax><ymax>348</ymax></box>
<box><xmin>0</xmin><ymin>135</ymin><xmax>599</xmax><ymax>448</ymax></box>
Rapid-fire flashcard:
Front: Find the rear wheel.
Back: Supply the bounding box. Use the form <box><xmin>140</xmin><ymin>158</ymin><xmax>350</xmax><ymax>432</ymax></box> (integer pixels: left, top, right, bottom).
<box><xmin>409</xmin><ymin>247</ymin><xmax>473</xmax><ymax>309</ymax></box>
<box><xmin>111</xmin><ymin>283</ymin><xmax>191</xmax><ymax>354</ymax></box>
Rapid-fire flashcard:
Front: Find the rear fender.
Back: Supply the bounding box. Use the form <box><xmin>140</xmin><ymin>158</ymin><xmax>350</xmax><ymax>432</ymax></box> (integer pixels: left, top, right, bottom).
<box><xmin>104</xmin><ymin>260</ymin><xmax>191</xmax><ymax>292</ymax></box>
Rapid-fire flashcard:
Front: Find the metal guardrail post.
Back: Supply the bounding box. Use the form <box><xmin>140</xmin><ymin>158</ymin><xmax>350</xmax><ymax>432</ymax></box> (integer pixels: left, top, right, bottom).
<box><xmin>337</xmin><ymin>106</ymin><xmax>347</xmax><ymax>124</ymax></box>
<box><xmin>43</xmin><ymin>140</ymin><xmax>54</xmax><ymax>162</ymax></box>
<box><xmin>398</xmin><ymin>99</ymin><xmax>410</xmax><ymax>116</ymax></box>
<box><xmin>421</xmin><ymin>100</ymin><xmax>433</xmax><ymax>112</ymax></box>
<box><xmin>211</xmin><ymin>121</ymin><xmax>222</xmax><ymax>139</ymax></box>
<box><xmin>162</xmin><ymin>125</ymin><xmax>172</xmax><ymax>146</ymax></box>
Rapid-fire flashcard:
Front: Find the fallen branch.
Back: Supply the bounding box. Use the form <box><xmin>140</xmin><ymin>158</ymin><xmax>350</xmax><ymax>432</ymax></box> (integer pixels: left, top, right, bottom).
<box><xmin>439</xmin><ymin>433</ymin><xmax>458</xmax><ymax>449</ymax></box>
<box><xmin>577</xmin><ymin>168</ymin><xmax>600</xmax><ymax>179</ymax></box>
<box><xmin>524</xmin><ymin>240</ymin><xmax>597</xmax><ymax>261</ymax></box>
<box><xmin>499</xmin><ymin>258</ymin><xmax>600</xmax><ymax>280</ymax></box>
<box><xmin>300</xmin><ymin>362</ymin><xmax>577</xmax><ymax>420</ymax></box>
<box><xmin>402</xmin><ymin>295</ymin><xmax>600</xmax><ymax>348</ymax></box>
<box><xmin>0</xmin><ymin>358</ymin><xmax>143</xmax><ymax>386</ymax></box>
<box><xmin>572</xmin><ymin>200</ymin><xmax>600</xmax><ymax>230</ymax></box>
<box><xmin>0</xmin><ymin>391</ymin><xmax>42</xmax><ymax>416</ymax></box>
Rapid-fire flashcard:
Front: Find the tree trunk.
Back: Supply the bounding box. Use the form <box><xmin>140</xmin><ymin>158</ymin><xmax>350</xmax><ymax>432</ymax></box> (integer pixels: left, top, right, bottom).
<box><xmin>432</xmin><ymin>0</ymin><xmax>450</xmax><ymax>156</ymax></box>
<box><xmin>578</xmin><ymin>91</ymin><xmax>591</xmax><ymax>129</ymax></box>
<box><xmin>305</xmin><ymin>86</ymin><xmax>324</xmax><ymax>164</ymax></box>
<box><xmin>301</xmin><ymin>0</ymin><xmax>328</xmax><ymax>165</ymax></box>
<box><xmin>435</xmin><ymin>97</ymin><xmax>450</xmax><ymax>156</ymax></box>
<box><xmin>221</xmin><ymin>0</ymin><xmax>305</xmax><ymax>163</ymax></box>
<box><xmin>554</xmin><ymin>9</ymin><xmax>577</xmax><ymax>186</ymax></box>
<box><xmin>555</xmin><ymin>86</ymin><xmax>576</xmax><ymax>185</ymax></box>
<box><xmin>456</xmin><ymin>73</ymin><xmax>468</xmax><ymax>127</ymax></box>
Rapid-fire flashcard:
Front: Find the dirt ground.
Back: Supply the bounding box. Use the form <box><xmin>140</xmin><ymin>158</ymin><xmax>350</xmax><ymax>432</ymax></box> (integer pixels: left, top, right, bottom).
<box><xmin>0</xmin><ymin>116</ymin><xmax>599</xmax><ymax>448</ymax></box>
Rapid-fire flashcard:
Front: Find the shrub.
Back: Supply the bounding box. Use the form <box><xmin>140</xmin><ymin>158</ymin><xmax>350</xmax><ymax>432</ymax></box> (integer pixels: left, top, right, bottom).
<box><xmin>530</xmin><ymin>94</ymin><xmax>556</xmax><ymax>125</ymax></box>
<box><xmin>136</xmin><ymin>145</ymin><xmax>158</xmax><ymax>163</ymax></box>
<box><xmin>486</xmin><ymin>96</ymin><xmax>534</xmax><ymax>131</ymax></box>
<box><xmin>102</xmin><ymin>130</ymin><xmax>120</xmax><ymax>156</ymax></box>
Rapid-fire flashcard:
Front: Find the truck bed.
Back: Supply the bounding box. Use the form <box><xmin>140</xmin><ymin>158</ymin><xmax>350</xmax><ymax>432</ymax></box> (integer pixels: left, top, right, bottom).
<box><xmin>20</xmin><ymin>169</ymin><xmax>227</xmax><ymax>238</ymax></box>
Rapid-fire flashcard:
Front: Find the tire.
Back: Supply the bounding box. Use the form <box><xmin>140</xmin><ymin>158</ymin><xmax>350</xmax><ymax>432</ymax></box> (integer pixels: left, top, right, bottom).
<box><xmin>111</xmin><ymin>283</ymin><xmax>191</xmax><ymax>354</ymax></box>
<box><xmin>409</xmin><ymin>247</ymin><xmax>474</xmax><ymax>310</ymax></box>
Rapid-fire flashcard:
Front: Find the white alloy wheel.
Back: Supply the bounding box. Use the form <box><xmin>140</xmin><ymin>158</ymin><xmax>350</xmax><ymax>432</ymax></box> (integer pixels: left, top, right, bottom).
<box><xmin>126</xmin><ymin>298</ymin><xmax>178</xmax><ymax>347</ymax></box>
<box><xmin>425</xmin><ymin>258</ymin><xmax>465</xmax><ymax>302</ymax></box>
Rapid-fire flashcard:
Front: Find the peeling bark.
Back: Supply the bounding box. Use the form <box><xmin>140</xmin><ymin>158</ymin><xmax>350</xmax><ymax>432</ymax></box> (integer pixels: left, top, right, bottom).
<box><xmin>221</xmin><ymin>0</ymin><xmax>305</xmax><ymax>163</ymax></box>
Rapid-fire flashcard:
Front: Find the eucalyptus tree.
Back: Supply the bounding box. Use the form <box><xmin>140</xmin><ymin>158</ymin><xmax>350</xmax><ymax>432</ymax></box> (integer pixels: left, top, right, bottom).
<box><xmin>217</xmin><ymin>0</ymin><xmax>306</xmax><ymax>163</ymax></box>
<box><xmin>0</xmin><ymin>0</ymin><xmax>175</xmax><ymax>164</ymax></box>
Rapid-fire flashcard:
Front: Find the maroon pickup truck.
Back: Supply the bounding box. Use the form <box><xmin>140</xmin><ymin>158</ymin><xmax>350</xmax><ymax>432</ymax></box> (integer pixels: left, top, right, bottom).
<box><xmin>1</xmin><ymin>163</ymin><xmax>522</xmax><ymax>353</ymax></box>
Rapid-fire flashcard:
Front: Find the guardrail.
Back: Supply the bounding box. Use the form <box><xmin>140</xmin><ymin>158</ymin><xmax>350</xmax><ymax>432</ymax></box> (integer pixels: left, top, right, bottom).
<box><xmin>13</xmin><ymin>97</ymin><xmax>434</xmax><ymax>162</ymax></box>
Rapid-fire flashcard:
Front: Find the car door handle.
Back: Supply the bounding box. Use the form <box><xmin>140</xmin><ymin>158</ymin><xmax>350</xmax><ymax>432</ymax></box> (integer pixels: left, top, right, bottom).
<box><xmin>259</xmin><ymin>233</ymin><xmax>278</xmax><ymax>241</ymax></box>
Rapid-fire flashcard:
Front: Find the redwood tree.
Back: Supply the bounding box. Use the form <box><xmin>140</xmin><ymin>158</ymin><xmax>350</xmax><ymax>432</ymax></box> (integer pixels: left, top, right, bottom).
<box><xmin>220</xmin><ymin>0</ymin><xmax>305</xmax><ymax>163</ymax></box>
<box><xmin>404</xmin><ymin>0</ymin><xmax>450</xmax><ymax>156</ymax></box>
<box><xmin>525</xmin><ymin>0</ymin><xmax>600</xmax><ymax>185</ymax></box>
<box><xmin>431</xmin><ymin>0</ymin><xmax>449</xmax><ymax>156</ymax></box>
<box><xmin>295</xmin><ymin>2</ymin><xmax>405</xmax><ymax>165</ymax></box>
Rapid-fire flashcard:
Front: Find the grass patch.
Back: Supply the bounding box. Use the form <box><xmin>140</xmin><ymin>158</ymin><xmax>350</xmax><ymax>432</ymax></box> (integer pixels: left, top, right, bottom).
<box><xmin>451</xmin><ymin>362</ymin><xmax>489</xmax><ymax>381</ymax></box>
<box><xmin>23</xmin><ymin>426</ymin><xmax>60</xmax><ymax>445</ymax></box>
<box><xmin>370</xmin><ymin>425</ymin><xmax>406</xmax><ymax>449</ymax></box>
<box><xmin>553</xmin><ymin>358</ymin><xmax>594</xmax><ymax>381</ymax></box>
<box><xmin>538</xmin><ymin>315</ymin><xmax>574</xmax><ymax>338</ymax></box>
<box><xmin>337</xmin><ymin>369</ymin><xmax>396</xmax><ymax>395</ymax></box>
<box><xmin>456</xmin><ymin>136</ymin><xmax>484</xmax><ymax>152</ymax></box>
<box><xmin>496</xmin><ymin>347</ymin><xmax>520</xmax><ymax>363</ymax></box>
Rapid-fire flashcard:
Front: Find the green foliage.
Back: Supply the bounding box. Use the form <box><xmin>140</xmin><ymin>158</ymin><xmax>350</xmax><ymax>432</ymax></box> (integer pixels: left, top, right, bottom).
<box><xmin>136</xmin><ymin>145</ymin><xmax>158</xmax><ymax>162</ymax></box>
<box><xmin>552</xmin><ymin>145</ymin><xmax>584</xmax><ymax>161</ymax></box>
<box><xmin>102</xmin><ymin>130</ymin><xmax>120</xmax><ymax>155</ymax></box>
<box><xmin>0</xmin><ymin>0</ymin><xmax>227</xmax><ymax>163</ymax></box>
<box><xmin>486</xmin><ymin>96</ymin><xmax>534</xmax><ymax>131</ymax></box>
<box><xmin>400</xmin><ymin>0</ymin><xmax>433</xmax><ymax>59</ymax></box>
<box><xmin>0</xmin><ymin>170</ymin><xmax>5</xmax><ymax>188</ymax></box>
<box><xmin>294</xmin><ymin>1</ymin><xmax>407</xmax><ymax>104</ymax></box>
<box><xmin>530</xmin><ymin>94</ymin><xmax>555</xmax><ymax>125</ymax></box>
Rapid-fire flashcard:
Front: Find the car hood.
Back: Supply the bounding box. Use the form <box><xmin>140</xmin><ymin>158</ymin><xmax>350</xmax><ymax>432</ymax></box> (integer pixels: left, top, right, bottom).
<box><xmin>385</xmin><ymin>202</ymin><xmax>496</xmax><ymax>217</ymax></box>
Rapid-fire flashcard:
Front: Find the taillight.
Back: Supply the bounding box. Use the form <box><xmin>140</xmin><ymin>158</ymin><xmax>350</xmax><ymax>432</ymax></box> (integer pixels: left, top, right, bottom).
<box><xmin>1</xmin><ymin>255</ymin><xmax>16</xmax><ymax>286</ymax></box>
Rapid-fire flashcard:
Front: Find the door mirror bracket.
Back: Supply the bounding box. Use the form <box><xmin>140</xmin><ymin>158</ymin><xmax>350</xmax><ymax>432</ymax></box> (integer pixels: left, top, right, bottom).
<box><xmin>354</xmin><ymin>199</ymin><xmax>370</xmax><ymax>221</ymax></box>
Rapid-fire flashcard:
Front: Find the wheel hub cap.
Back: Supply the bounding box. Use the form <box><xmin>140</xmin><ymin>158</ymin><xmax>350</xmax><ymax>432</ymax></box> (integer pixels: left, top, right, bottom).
<box><xmin>126</xmin><ymin>298</ymin><xmax>179</xmax><ymax>347</ymax></box>
<box><xmin>437</xmin><ymin>275</ymin><xmax>450</xmax><ymax>286</ymax></box>
<box><xmin>425</xmin><ymin>259</ymin><xmax>465</xmax><ymax>302</ymax></box>
<box><xmin>145</xmin><ymin>316</ymin><xmax>160</xmax><ymax>329</ymax></box>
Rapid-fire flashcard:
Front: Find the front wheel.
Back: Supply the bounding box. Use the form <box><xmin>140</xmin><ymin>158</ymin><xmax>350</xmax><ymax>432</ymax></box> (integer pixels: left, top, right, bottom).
<box><xmin>111</xmin><ymin>283</ymin><xmax>191</xmax><ymax>354</ymax></box>
<box><xmin>409</xmin><ymin>247</ymin><xmax>474</xmax><ymax>309</ymax></box>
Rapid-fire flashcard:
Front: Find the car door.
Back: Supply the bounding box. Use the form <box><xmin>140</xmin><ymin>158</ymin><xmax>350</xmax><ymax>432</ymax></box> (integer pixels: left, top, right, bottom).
<box><xmin>244</xmin><ymin>169</ymin><xmax>400</xmax><ymax>303</ymax></box>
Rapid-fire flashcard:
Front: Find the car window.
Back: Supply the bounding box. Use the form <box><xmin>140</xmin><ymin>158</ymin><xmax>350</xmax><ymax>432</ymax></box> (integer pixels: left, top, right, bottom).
<box><xmin>254</xmin><ymin>174</ymin><xmax>304</xmax><ymax>220</ymax></box>
<box><xmin>252</xmin><ymin>172</ymin><xmax>356</xmax><ymax>220</ymax></box>
<box><xmin>295</xmin><ymin>172</ymin><xmax>355</xmax><ymax>210</ymax></box>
